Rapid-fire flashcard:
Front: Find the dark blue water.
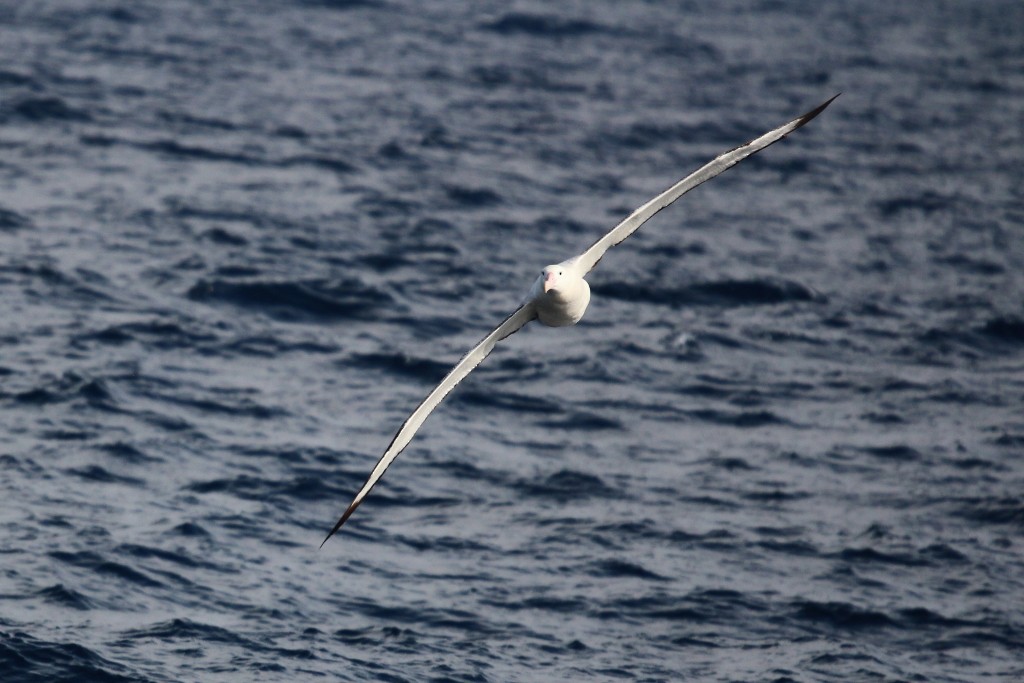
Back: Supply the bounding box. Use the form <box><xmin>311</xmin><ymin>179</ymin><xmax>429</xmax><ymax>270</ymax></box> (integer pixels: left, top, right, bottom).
<box><xmin>2</xmin><ymin>1</ymin><xmax>1023</xmax><ymax>681</ymax></box>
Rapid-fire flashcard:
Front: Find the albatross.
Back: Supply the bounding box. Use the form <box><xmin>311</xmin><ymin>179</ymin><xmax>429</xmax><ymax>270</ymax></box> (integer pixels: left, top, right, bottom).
<box><xmin>321</xmin><ymin>94</ymin><xmax>838</xmax><ymax>545</ymax></box>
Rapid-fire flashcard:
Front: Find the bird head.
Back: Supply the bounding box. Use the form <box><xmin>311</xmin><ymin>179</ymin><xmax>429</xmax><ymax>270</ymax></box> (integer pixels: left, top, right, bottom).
<box><xmin>542</xmin><ymin>266</ymin><xmax>565</xmax><ymax>294</ymax></box>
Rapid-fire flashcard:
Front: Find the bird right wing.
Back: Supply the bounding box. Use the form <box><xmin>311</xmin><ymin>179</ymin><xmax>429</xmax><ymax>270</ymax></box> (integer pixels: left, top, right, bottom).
<box><xmin>321</xmin><ymin>302</ymin><xmax>538</xmax><ymax>545</ymax></box>
<box><xmin>573</xmin><ymin>94</ymin><xmax>839</xmax><ymax>275</ymax></box>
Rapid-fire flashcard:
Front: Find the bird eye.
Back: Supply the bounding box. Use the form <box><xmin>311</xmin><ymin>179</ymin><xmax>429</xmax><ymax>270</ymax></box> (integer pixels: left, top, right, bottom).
<box><xmin>558</xmin><ymin>270</ymin><xmax>562</xmax><ymax>276</ymax></box>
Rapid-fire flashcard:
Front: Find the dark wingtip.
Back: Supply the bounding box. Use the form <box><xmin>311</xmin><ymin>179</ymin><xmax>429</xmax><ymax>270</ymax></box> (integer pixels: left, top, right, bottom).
<box><xmin>796</xmin><ymin>93</ymin><xmax>841</xmax><ymax>128</ymax></box>
<box><xmin>319</xmin><ymin>501</ymin><xmax>360</xmax><ymax>549</ymax></box>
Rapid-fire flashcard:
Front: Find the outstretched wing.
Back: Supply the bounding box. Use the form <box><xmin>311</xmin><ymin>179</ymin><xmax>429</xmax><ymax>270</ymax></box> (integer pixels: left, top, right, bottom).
<box><xmin>573</xmin><ymin>94</ymin><xmax>838</xmax><ymax>275</ymax></box>
<box><xmin>321</xmin><ymin>303</ymin><xmax>538</xmax><ymax>545</ymax></box>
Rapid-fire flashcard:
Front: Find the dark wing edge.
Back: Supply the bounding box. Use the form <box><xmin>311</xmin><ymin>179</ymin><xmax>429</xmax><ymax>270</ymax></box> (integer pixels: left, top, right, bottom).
<box><xmin>320</xmin><ymin>303</ymin><xmax>538</xmax><ymax>547</ymax></box>
<box><xmin>574</xmin><ymin>93</ymin><xmax>840</xmax><ymax>275</ymax></box>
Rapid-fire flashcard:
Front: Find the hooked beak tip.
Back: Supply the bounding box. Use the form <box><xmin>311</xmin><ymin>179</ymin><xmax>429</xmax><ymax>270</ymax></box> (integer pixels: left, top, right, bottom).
<box><xmin>543</xmin><ymin>273</ymin><xmax>557</xmax><ymax>293</ymax></box>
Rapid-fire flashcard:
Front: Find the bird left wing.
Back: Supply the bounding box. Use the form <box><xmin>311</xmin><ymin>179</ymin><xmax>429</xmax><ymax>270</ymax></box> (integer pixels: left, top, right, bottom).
<box><xmin>573</xmin><ymin>94</ymin><xmax>838</xmax><ymax>275</ymax></box>
<box><xmin>321</xmin><ymin>302</ymin><xmax>538</xmax><ymax>546</ymax></box>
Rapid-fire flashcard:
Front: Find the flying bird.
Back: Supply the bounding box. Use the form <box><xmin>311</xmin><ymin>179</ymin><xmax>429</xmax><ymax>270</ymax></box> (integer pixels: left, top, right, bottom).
<box><xmin>322</xmin><ymin>94</ymin><xmax>838</xmax><ymax>545</ymax></box>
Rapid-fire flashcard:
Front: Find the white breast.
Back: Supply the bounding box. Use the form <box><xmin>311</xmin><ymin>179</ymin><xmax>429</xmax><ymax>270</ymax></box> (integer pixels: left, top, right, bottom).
<box><xmin>535</xmin><ymin>278</ymin><xmax>591</xmax><ymax>327</ymax></box>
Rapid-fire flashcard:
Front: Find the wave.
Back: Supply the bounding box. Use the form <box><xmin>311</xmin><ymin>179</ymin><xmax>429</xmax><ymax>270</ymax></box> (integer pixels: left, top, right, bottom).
<box><xmin>348</xmin><ymin>351</ymin><xmax>453</xmax><ymax>383</ymax></box>
<box><xmin>481</xmin><ymin>13</ymin><xmax>609</xmax><ymax>38</ymax></box>
<box><xmin>186</xmin><ymin>278</ymin><xmax>395</xmax><ymax>322</ymax></box>
<box><xmin>7</xmin><ymin>263</ymin><xmax>117</xmax><ymax>306</ymax></box>
<box><xmin>512</xmin><ymin>469</ymin><xmax>617</xmax><ymax>502</ymax></box>
<box><xmin>684</xmin><ymin>407</ymin><xmax>789</xmax><ymax>428</ymax></box>
<box><xmin>50</xmin><ymin>551</ymin><xmax>164</xmax><ymax>589</ymax></box>
<box><xmin>36</xmin><ymin>584</ymin><xmax>93</xmax><ymax>611</ymax></box>
<box><xmin>65</xmin><ymin>465</ymin><xmax>145</xmax><ymax>487</ymax></box>
<box><xmin>76</xmin><ymin>319</ymin><xmax>216</xmax><ymax>351</ymax></box>
<box><xmin>586</xmin><ymin>559</ymin><xmax>667</xmax><ymax>581</ymax></box>
<box><xmin>913</xmin><ymin>314</ymin><xmax>1024</xmax><ymax>361</ymax></box>
<box><xmin>80</xmin><ymin>135</ymin><xmax>356</xmax><ymax>174</ymax></box>
<box><xmin>1</xmin><ymin>95</ymin><xmax>91</xmax><ymax>123</ymax></box>
<box><xmin>953</xmin><ymin>496</ymin><xmax>1024</xmax><ymax>527</ymax></box>
<box><xmin>0</xmin><ymin>207</ymin><xmax>31</xmax><ymax>232</ymax></box>
<box><xmin>592</xmin><ymin>277</ymin><xmax>823</xmax><ymax>308</ymax></box>
<box><xmin>0</xmin><ymin>629</ymin><xmax>145</xmax><ymax>683</ymax></box>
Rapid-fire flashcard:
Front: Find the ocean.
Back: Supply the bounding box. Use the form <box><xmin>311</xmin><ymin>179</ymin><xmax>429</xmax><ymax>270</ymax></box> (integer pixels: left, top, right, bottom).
<box><xmin>1</xmin><ymin>1</ymin><xmax>1022</xmax><ymax>681</ymax></box>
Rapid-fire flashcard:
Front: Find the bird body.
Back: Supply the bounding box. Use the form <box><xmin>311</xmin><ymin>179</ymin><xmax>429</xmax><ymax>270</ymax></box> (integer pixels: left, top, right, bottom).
<box><xmin>530</xmin><ymin>260</ymin><xmax>591</xmax><ymax>327</ymax></box>
<box><xmin>321</xmin><ymin>94</ymin><xmax>838</xmax><ymax>546</ymax></box>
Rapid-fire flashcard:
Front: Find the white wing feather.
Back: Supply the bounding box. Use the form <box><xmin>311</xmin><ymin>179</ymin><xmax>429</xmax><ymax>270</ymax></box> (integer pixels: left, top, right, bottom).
<box><xmin>572</xmin><ymin>94</ymin><xmax>839</xmax><ymax>275</ymax></box>
<box><xmin>322</xmin><ymin>303</ymin><xmax>538</xmax><ymax>544</ymax></box>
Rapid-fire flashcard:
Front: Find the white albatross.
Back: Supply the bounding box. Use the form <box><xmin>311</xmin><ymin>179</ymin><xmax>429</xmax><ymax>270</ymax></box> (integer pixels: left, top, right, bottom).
<box><xmin>321</xmin><ymin>94</ymin><xmax>838</xmax><ymax>545</ymax></box>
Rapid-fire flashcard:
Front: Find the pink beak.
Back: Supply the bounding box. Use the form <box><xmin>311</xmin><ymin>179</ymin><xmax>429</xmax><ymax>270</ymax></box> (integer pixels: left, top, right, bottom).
<box><xmin>543</xmin><ymin>272</ymin><xmax>557</xmax><ymax>293</ymax></box>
